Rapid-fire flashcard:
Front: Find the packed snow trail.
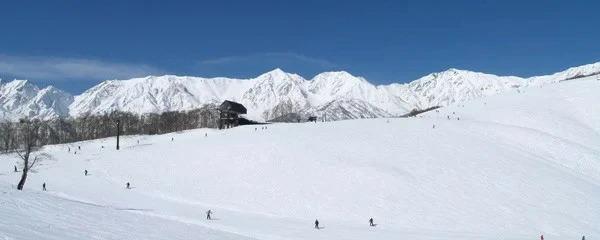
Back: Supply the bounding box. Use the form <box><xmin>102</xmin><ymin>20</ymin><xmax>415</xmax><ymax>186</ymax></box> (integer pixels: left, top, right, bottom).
<box><xmin>1</xmin><ymin>76</ymin><xmax>600</xmax><ymax>239</ymax></box>
<box><xmin>0</xmin><ymin>185</ymin><xmax>254</xmax><ymax>240</ymax></box>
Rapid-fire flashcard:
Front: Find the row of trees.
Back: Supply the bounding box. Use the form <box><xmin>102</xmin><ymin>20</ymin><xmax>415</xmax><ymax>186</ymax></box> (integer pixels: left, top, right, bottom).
<box><xmin>1</xmin><ymin>106</ymin><xmax>220</xmax><ymax>190</ymax></box>
<box><xmin>1</xmin><ymin>106</ymin><xmax>220</xmax><ymax>153</ymax></box>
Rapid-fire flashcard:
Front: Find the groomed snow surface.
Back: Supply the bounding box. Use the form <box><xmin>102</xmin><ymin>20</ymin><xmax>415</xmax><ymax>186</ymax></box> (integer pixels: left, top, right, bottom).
<box><xmin>1</xmin><ymin>76</ymin><xmax>599</xmax><ymax>239</ymax></box>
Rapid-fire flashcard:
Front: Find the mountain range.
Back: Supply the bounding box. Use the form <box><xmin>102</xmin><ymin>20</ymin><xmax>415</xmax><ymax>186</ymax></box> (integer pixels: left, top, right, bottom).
<box><xmin>1</xmin><ymin>62</ymin><xmax>599</xmax><ymax>122</ymax></box>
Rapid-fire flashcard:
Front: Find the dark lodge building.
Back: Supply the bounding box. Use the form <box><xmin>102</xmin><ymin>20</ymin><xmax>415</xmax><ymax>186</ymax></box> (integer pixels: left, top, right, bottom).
<box><xmin>218</xmin><ymin>100</ymin><xmax>247</xmax><ymax>129</ymax></box>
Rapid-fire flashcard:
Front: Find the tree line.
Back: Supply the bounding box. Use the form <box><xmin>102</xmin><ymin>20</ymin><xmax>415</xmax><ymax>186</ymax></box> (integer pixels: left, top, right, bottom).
<box><xmin>0</xmin><ymin>105</ymin><xmax>220</xmax><ymax>153</ymax></box>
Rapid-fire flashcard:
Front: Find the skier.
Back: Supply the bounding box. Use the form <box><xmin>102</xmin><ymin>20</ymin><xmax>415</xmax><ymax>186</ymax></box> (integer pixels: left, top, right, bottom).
<box><xmin>84</xmin><ymin>170</ymin><xmax>88</xmax><ymax>176</ymax></box>
<box><xmin>314</xmin><ymin>219</ymin><xmax>320</xmax><ymax>229</ymax></box>
<box><xmin>68</xmin><ymin>147</ymin><xmax>70</xmax><ymax>152</ymax></box>
<box><xmin>126</xmin><ymin>182</ymin><xmax>131</xmax><ymax>189</ymax></box>
<box><xmin>205</xmin><ymin>133</ymin><xmax>207</xmax><ymax>137</ymax></box>
<box><xmin>432</xmin><ymin>124</ymin><xmax>436</xmax><ymax>129</ymax></box>
<box><xmin>171</xmin><ymin>137</ymin><xmax>174</xmax><ymax>142</ymax></box>
<box><xmin>78</xmin><ymin>146</ymin><xmax>81</xmax><ymax>150</ymax></box>
<box><xmin>42</xmin><ymin>182</ymin><xmax>46</xmax><ymax>191</ymax></box>
<box><xmin>14</xmin><ymin>165</ymin><xmax>17</xmax><ymax>172</ymax></box>
<box><xmin>582</xmin><ymin>236</ymin><xmax>585</xmax><ymax>240</ymax></box>
<box><xmin>369</xmin><ymin>218</ymin><xmax>375</xmax><ymax>227</ymax></box>
<box><xmin>206</xmin><ymin>209</ymin><xmax>212</xmax><ymax>220</ymax></box>
<box><xmin>540</xmin><ymin>234</ymin><xmax>544</xmax><ymax>240</ymax></box>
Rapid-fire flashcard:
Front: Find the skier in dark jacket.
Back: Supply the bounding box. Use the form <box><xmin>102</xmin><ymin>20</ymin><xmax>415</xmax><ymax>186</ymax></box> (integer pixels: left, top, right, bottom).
<box><xmin>126</xmin><ymin>182</ymin><xmax>131</xmax><ymax>189</ymax></box>
<box><xmin>206</xmin><ymin>210</ymin><xmax>212</xmax><ymax>220</ymax></box>
<box><xmin>14</xmin><ymin>165</ymin><xmax>17</xmax><ymax>172</ymax></box>
<box><xmin>84</xmin><ymin>170</ymin><xmax>88</xmax><ymax>176</ymax></box>
<box><xmin>369</xmin><ymin>218</ymin><xmax>375</xmax><ymax>227</ymax></box>
<box><xmin>42</xmin><ymin>182</ymin><xmax>46</xmax><ymax>191</ymax></box>
<box><xmin>314</xmin><ymin>219</ymin><xmax>319</xmax><ymax>229</ymax></box>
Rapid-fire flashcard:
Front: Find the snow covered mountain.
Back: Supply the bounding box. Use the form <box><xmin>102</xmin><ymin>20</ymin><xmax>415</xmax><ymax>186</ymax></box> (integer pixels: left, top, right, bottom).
<box><xmin>69</xmin><ymin>75</ymin><xmax>252</xmax><ymax>118</ymax></box>
<box><xmin>398</xmin><ymin>69</ymin><xmax>526</xmax><ymax>109</ymax></box>
<box><xmin>0</xmin><ymin>79</ymin><xmax>73</xmax><ymax>121</ymax></box>
<box><xmin>1</xmin><ymin>62</ymin><xmax>600</xmax><ymax>121</ymax></box>
<box><xmin>2</xmin><ymin>75</ymin><xmax>600</xmax><ymax>239</ymax></box>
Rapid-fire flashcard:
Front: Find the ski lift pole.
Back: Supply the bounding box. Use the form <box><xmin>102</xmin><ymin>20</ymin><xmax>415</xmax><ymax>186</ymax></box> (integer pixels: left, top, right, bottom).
<box><xmin>116</xmin><ymin>119</ymin><xmax>121</xmax><ymax>150</ymax></box>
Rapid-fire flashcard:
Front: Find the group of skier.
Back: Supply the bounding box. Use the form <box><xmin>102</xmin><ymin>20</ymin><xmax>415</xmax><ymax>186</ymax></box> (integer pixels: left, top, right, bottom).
<box><xmin>31</xmin><ymin>145</ymin><xmax>141</xmax><ymax>192</ymax></box>
<box><xmin>313</xmin><ymin>218</ymin><xmax>376</xmax><ymax>229</ymax></box>
<box><xmin>540</xmin><ymin>234</ymin><xmax>586</xmax><ymax>240</ymax></box>
<box><xmin>255</xmin><ymin>126</ymin><xmax>268</xmax><ymax>131</ymax></box>
<box><xmin>13</xmin><ymin>138</ymin><xmax>591</xmax><ymax>237</ymax></box>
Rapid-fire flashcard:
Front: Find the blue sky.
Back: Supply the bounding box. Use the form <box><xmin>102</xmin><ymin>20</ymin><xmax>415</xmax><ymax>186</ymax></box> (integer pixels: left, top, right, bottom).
<box><xmin>0</xmin><ymin>0</ymin><xmax>599</xmax><ymax>93</ymax></box>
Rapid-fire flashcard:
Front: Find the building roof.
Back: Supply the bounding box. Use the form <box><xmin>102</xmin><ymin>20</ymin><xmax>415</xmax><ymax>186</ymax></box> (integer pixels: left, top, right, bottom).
<box><xmin>219</xmin><ymin>100</ymin><xmax>247</xmax><ymax>114</ymax></box>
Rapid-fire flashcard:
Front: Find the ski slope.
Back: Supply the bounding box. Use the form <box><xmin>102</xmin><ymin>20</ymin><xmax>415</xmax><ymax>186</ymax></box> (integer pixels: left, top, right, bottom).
<box><xmin>1</xmin><ymin>76</ymin><xmax>599</xmax><ymax>239</ymax></box>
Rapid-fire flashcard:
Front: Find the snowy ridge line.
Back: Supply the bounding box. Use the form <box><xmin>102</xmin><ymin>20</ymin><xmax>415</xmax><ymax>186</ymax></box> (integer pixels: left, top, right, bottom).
<box><xmin>1</xmin><ymin>62</ymin><xmax>599</xmax><ymax>122</ymax></box>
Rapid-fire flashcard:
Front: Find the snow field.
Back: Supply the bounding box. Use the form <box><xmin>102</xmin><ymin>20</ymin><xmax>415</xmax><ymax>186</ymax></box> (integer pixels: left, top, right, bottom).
<box><xmin>1</xmin><ymin>76</ymin><xmax>599</xmax><ymax>239</ymax></box>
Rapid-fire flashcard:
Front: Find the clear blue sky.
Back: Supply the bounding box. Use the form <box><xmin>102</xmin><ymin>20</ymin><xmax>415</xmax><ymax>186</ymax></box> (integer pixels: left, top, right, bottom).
<box><xmin>0</xmin><ymin>0</ymin><xmax>598</xmax><ymax>93</ymax></box>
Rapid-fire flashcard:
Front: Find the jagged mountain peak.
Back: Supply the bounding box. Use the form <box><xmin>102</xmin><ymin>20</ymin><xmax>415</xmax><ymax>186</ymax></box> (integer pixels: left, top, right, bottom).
<box><xmin>265</xmin><ymin>67</ymin><xmax>286</xmax><ymax>75</ymax></box>
<box><xmin>255</xmin><ymin>68</ymin><xmax>305</xmax><ymax>83</ymax></box>
<box><xmin>2</xmin><ymin>79</ymin><xmax>33</xmax><ymax>89</ymax></box>
<box><xmin>0</xmin><ymin>80</ymin><xmax>72</xmax><ymax>121</ymax></box>
<box><xmin>309</xmin><ymin>71</ymin><xmax>370</xmax><ymax>91</ymax></box>
<box><xmin>425</xmin><ymin>68</ymin><xmax>493</xmax><ymax>79</ymax></box>
<box><xmin>313</xmin><ymin>70</ymin><xmax>356</xmax><ymax>78</ymax></box>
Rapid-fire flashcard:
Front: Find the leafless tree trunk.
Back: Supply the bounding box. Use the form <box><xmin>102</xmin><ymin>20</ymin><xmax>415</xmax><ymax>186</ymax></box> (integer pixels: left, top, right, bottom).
<box><xmin>16</xmin><ymin>119</ymin><xmax>42</xmax><ymax>191</ymax></box>
<box><xmin>16</xmin><ymin>153</ymin><xmax>40</xmax><ymax>190</ymax></box>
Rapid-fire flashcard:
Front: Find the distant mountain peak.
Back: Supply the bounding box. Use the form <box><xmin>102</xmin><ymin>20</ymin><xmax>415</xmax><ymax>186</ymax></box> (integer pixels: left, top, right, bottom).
<box><xmin>4</xmin><ymin>79</ymin><xmax>31</xmax><ymax>87</ymax></box>
<box><xmin>258</xmin><ymin>68</ymin><xmax>289</xmax><ymax>78</ymax></box>
<box><xmin>314</xmin><ymin>70</ymin><xmax>356</xmax><ymax>79</ymax></box>
<box><xmin>268</xmin><ymin>68</ymin><xmax>286</xmax><ymax>74</ymax></box>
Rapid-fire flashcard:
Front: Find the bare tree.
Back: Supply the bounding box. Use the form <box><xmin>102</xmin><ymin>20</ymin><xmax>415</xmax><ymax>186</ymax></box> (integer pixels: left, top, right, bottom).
<box><xmin>16</xmin><ymin>119</ymin><xmax>43</xmax><ymax>190</ymax></box>
<box><xmin>0</xmin><ymin>121</ymin><xmax>14</xmax><ymax>152</ymax></box>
